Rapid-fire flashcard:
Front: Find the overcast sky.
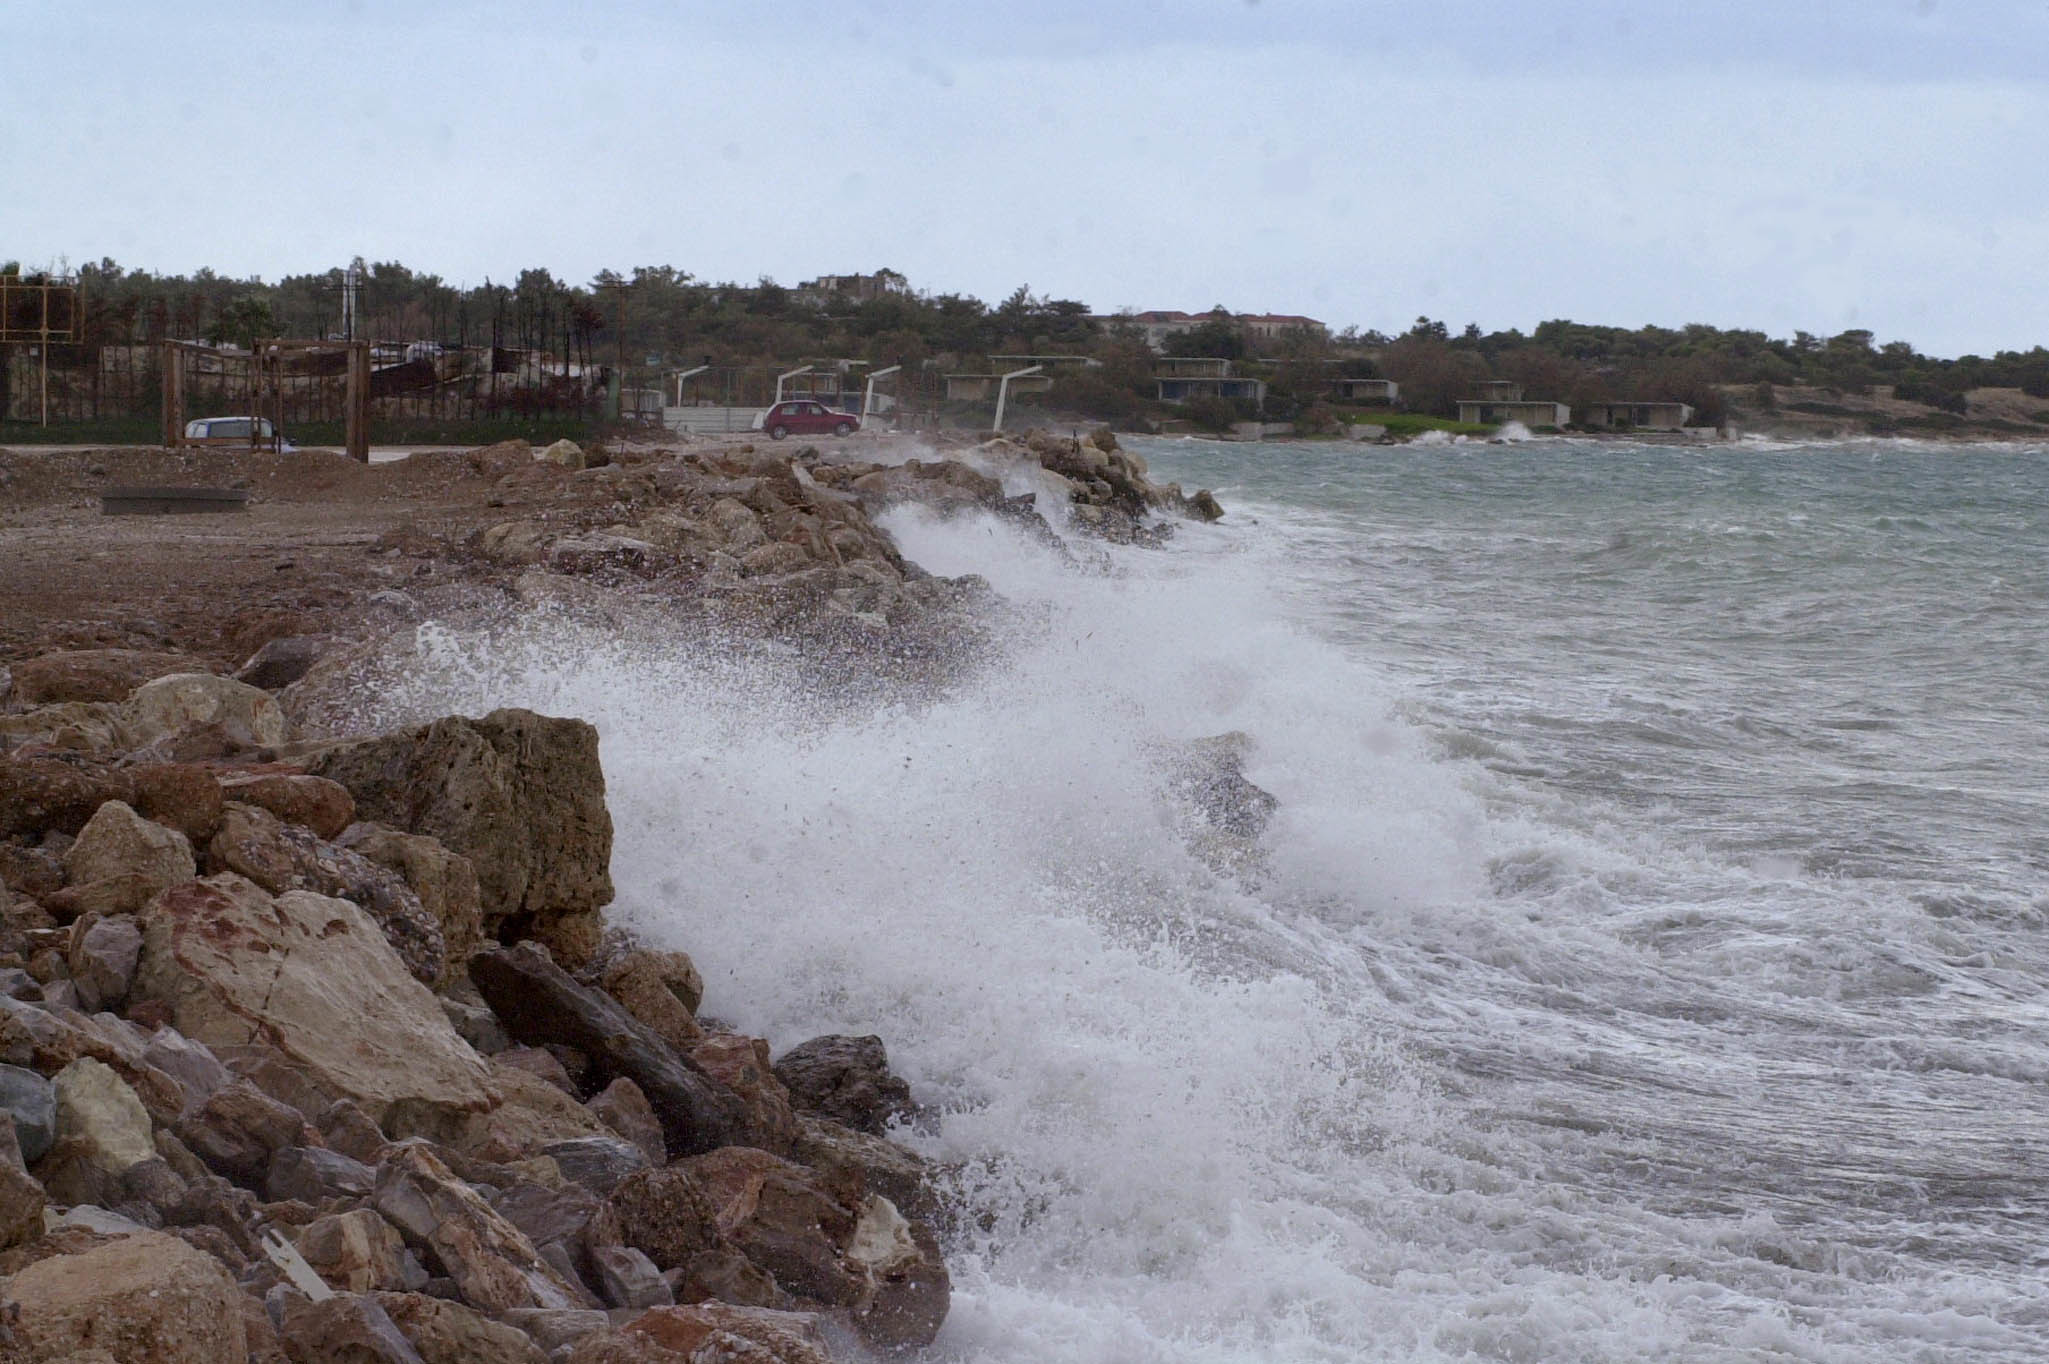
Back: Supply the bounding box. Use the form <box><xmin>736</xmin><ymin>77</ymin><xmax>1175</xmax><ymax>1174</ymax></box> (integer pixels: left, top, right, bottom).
<box><xmin>5</xmin><ymin>0</ymin><xmax>2046</xmax><ymax>355</ymax></box>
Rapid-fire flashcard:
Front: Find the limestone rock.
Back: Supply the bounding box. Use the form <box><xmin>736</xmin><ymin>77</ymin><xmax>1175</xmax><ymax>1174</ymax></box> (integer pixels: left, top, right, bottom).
<box><xmin>68</xmin><ymin>913</ymin><xmax>144</xmax><ymax>1012</ymax></box>
<box><xmin>0</xmin><ymin>753</ymin><xmax>136</xmax><ymax>838</ymax></box>
<box><xmin>41</xmin><ymin>1055</ymin><xmax>156</xmax><ymax>1204</ymax></box>
<box><xmin>607</xmin><ymin>1165</ymin><xmax>720</xmax><ymax>1270</ymax></box>
<box><xmin>141</xmin><ymin>1026</ymin><xmax>232</xmax><ymax>1119</ymax></box>
<box><xmin>338</xmin><ymin>824</ymin><xmax>483</xmax><ymax>986</ymax></box>
<box><xmin>3</xmin><ymin>1227</ymin><xmax>248</xmax><ymax>1363</ymax></box>
<box><xmin>219</xmin><ymin>771</ymin><xmax>356</xmax><ymax>840</ymax></box>
<box><xmin>0</xmin><ymin>1061</ymin><xmax>56</xmax><ymax>1162</ymax></box>
<box><xmin>127</xmin><ymin>762</ymin><xmax>227</xmax><ymax>843</ymax></box>
<box><xmin>455</xmin><ymin>1055</ymin><xmax>612</xmax><ymax>1165</ymax></box>
<box><xmin>538</xmin><ymin>438</ymin><xmax>588</xmax><ymax>469</ymax></box>
<box><xmin>278</xmin><ymin>1293</ymin><xmax>427</xmax><ymax>1364</ymax></box>
<box><xmin>590</xmin><ymin>1243</ymin><xmax>672</xmax><ymax>1310</ymax></box>
<box><xmin>541</xmin><ymin>1135</ymin><xmax>650</xmax><ymax>1196</ymax></box>
<box><xmin>133</xmin><ymin>875</ymin><xmax>493</xmax><ymax>1130</ymax></box>
<box><xmin>788</xmin><ymin>1114</ymin><xmax>939</xmax><ymax>1225</ymax></box>
<box><xmin>176</xmin><ymin>1078</ymin><xmax>307</xmax><ymax>1183</ymax></box>
<box><xmin>124</xmin><ymin>672</ymin><xmax>288</xmax><ymax>749</ymax></box>
<box><xmin>8</xmin><ymin>649</ymin><xmax>205</xmax><ymax>705</ymax></box>
<box><xmin>63</xmin><ymin>798</ymin><xmax>195</xmax><ymax>895</ymax></box>
<box><xmin>491</xmin><ymin>1178</ymin><xmax>623</xmax><ymax>1285</ymax></box>
<box><xmin>499</xmin><ymin>1308</ymin><xmax>610</xmax><ymax>1358</ymax></box>
<box><xmin>371</xmin><ymin>1291</ymin><xmax>550</xmax><ymax>1364</ymax></box>
<box><xmin>296</xmin><ymin>1208</ymin><xmax>413</xmax><ymax>1293</ymax></box>
<box><xmin>309</xmin><ymin>710</ymin><xmax>613</xmax><ymax>966</ymax></box>
<box><xmin>689</xmin><ymin>1034</ymin><xmax>797</xmax><ymax>1154</ymax></box>
<box><xmin>269</xmin><ymin>1144</ymin><xmax>377</xmax><ymax>1204</ymax></box>
<box><xmin>587</xmin><ymin>1077</ymin><xmax>665</xmax><ymax>1166</ymax></box>
<box><xmin>373</xmin><ymin>1142</ymin><xmax>586</xmax><ymax>1314</ymax></box>
<box><xmin>206</xmin><ymin>803</ymin><xmax>445</xmax><ymax>986</ymax></box>
<box><xmin>771</xmin><ymin>1034</ymin><xmax>916</xmax><ymax>1136</ymax></box>
<box><xmin>576</xmin><ymin>1304</ymin><xmax>834</xmax><ymax>1364</ymax></box>
<box><xmin>598</xmin><ymin>949</ymin><xmax>704</xmax><ymax>1052</ymax></box>
<box><xmin>0</xmin><ymin>1114</ymin><xmax>46</xmax><ymax>1249</ymax></box>
<box><xmin>318</xmin><ymin>1097</ymin><xmax>391</xmax><ymax>1166</ymax></box>
<box><xmin>471</xmin><ymin>944</ymin><xmax>751</xmax><ymax>1158</ymax></box>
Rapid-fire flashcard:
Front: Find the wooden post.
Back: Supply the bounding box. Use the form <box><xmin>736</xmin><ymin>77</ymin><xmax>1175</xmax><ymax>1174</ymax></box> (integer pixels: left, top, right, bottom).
<box><xmin>345</xmin><ymin>340</ymin><xmax>369</xmax><ymax>462</ymax></box>
<box><xmin>161</xmin><ymin>341</ymin><xmax>182</xmax><ymax>447</ymax></box>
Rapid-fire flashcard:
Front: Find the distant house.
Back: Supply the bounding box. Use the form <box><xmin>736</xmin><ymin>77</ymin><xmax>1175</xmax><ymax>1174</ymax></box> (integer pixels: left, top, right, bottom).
<box><xmin>1155</xmin><ymin>356</ymin><xmax>1233</xmax><ymax>379</ymax></box>
<box><xmin>1095</xmin><ymin>309</ymin><xmax>1328</xmax><ymax>355</ymax></box>
<box><xmin>1334</xmin><ymin>377</ymin><xmax>1399</xmax><ymax>405</ymax></box>
<box><xmin>988</xmin><ymin>355</ymin><xmax>1102</xmax><ymax>372</ymax></box>
<box><xmin>1237</xmin><ymin>313</ymin><xmax>1328</xmax><ymax>346</ymax></box>
<box><xmin>1457</xmin><ymin>399</ymin><xmax>1570</xmax><ymax>427</ymax></box>
<box><xmin>1579</xmin><ymin>401</ymin><xmax>1694</xmax><ymax>431</ymax></box>
<box><xmin>794</xmin><ymin>270</ymin><xmax>911</xmax><ymax>306</ymax></box>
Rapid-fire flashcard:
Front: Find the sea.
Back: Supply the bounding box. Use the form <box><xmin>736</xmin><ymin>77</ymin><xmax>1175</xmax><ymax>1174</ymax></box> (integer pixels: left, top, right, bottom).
<box><xmin>388</xmin><ymin>432</ymin><xmax>2049</xmax><ymax>1363</ymax></box>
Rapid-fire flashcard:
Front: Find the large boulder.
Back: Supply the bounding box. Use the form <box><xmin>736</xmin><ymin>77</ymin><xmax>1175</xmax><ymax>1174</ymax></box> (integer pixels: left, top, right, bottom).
<box><xmin>62</xmin><ymin>798</ymin><xmax>196</xmax><ymax>898</ymax></box>
<box><xmin>2</xmin><ymin>1228</ymin><xmax>249</xmax><ymax>1363</ymax></box>
<box><xmin>131</xmin><ymin>875</ymin><xmax>493</xmax><ymax>1131</ymax></box>
<box><xmin>606</xmin><ymin>1165</ymin><xmax>721</xmax><ymax>1270</ymax></box>
<box><xmin>0</xmin><ymin>1114</ymin><xmax>45</xmax><ymax>1249</ymax></box>
<box><xmin>338</xmin><ymin>824</ymin><xmax>483</xmax><ymax>985</ymax></box>
<box><xmin>598</xmin><ymin>949</ymin><xmax>704</xmax><ymax>1053</ymax></box>
<box><xmin>372</xmin><ymin>1142</ymin><xmax>586</xmax><ymax>1314</ymax></box>
<box><xmin>124</xmin><ymin>672</ymin><xmax>288</xmax><ymax>749</ymax></box>
<box><xmin>568</xmin><ymin>1304</ymin><xmax>834</xmax><ymax>1364</ymax></box>
<box><xmin>276</xmin><ymin>1293</ymin><xmax>427</xmax><ymax>1364</ymax></box>
<box><xmin>308</xmin><ymin>709</ymin><xmax>613</xmax><ymax>965</ymax></box>
<box><xmin>7</xmin><ymin>649</ymin><xmax>206</xmax><ymax>705</ymax></box>
<box><xmin>470</xmin><ymin>944</ymin><xmax>751</xmax><ymax>1158</ymax></box>
<box><xmin>0</xmin><ymin>753</ymin><xmax>135</xmax><ymax>839</ymax></box>
<box><xmin>770</xmin><ymin>1034</ymin><xmax>916</xmax><ymax>1136</ymax></box>
<box><xmin>371</xmin><ymin>1292</ymin><xmax>550</xmax><ymax>1364</ymax></box>
<box><xmin>218</xmin><ymin>771</ymin><xmax>356</xmax><ymax>840</ymax></box>
<box><xmin>295</xmin><ymin>1207</ymin><xmax>415</xmax><ymax>1293</ymax></box>
<box><xmin>689</xmin><ymin>1034</ymin><xmax>796</xmax><ymax>1154</ymax></box>
<box><xmin>39</xmin><ymin>1055</ymin><xmax>157</xmax><ymax>1204</ymax></box>
<box><xmin>0</xmin><ymin>1062</ymin><xmax>57</xmax><ymax>1162</ymax></box>
<box><xmin>205</xmin><ymin>802</ymin><xmax>445</xmax><ymax>986</ymax></box>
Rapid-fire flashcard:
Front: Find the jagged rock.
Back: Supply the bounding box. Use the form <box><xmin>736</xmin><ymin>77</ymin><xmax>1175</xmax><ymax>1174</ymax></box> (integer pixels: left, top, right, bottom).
<box><xmin>0</xmin><ymin>1062</ymin><xmax>56</xmax><ymax>1162</ymax></box>
<box><xmin>455</xmin><ymin>1056</ymin><xmax>612</xmax><ymax>1164</ymax></box>
<box><xmin>125</xmin><ymin>672</ymin><xmax>288</xmax><ymax>749</ymax></box>
<box><xmin>607</xmin><ymin>1165</ymin><xmax>720</xmax><ymax>1270</ymax></box>
<box><xmin>1165</xmin><ymin>731</ymin><xmax>1279</xmax><ymax>844</ymax></box>
<box><xmin>664</xmin><ymin>1241</ymin><xmax>779</xmax><ymax>1309</ymax></box>
<box><xmin>339</xmin><ymin>824</ymin><xmax>483</xmax><ymax>986</ymax></box>
<box><xmin>237</xmin><ymin>635</ymin><xmax>346</xmax><ymax>692</ymax></box>
<box><xmin>598</xmin><ymin>949</ymin><xmax>704</xmax><ymax>1052</ymax></box>
<box><xmin>496</xmin><ymin>1045</ymin><xmax>577</xmax><ymax>1096</ymax></box>
<box><xmin>468</xmin><ymin>439</ymin><xmax>533</xmax><ymax>476</ymax></box>
<box><xmin>219</xmin><ymin>771</ymin><xmax>356</xmax><ymax>840</ymax></box>
<box><xmin>68</xmin><ymin>913</ymin><xmax>143</xmax><ymax>1012</ymax></box>
<box><xmin>372</xmin><ymin>1142</ymin><xmax>586</xmax><ymax>1314</ymax></box>
<box><xmin>771</xmin><ymin>1034</ymin><xmax>916</xmax><ymax>1136</ymax></box>
<box><xmin>141</xmin><ymin>1026</ymin><xmax>232</xmax><ymax>1119</ymax></box>
<box><xmin>542</xmin><ymin>1135</ymin><xmax>650</xmax><ymax>1196</ymax></box>
<box><xmin>538</xmin><ymin>438</ymin><xmax>587</xmax><ymax>470</ymax></box>
<box><xmin>684</xmin><ymin>1146</ymin><xmax>950</xmax><ymax>1350</ymax></box>
<box><xmin>491</xmin><ymin>1178</ymin><xmax>623</xmax><ymax>1286</ymax></box>
<box><xmin>163</xmin><ymin>1173</ymin><xmax>261</xmax><ymax>1257</ymax></box>
<box><xmin>8</xmin><ymin>649</ymin><xmax>205</xmax><ymax>705</ymax></box>
<box><xmin>689</xmin><ymin>1034</ymin><xmax>796</xmax><ymax>1154</ymax></box>
<box><xmin>499</xmin><ymin>1308</ymin><xmax>611</xmax><ymax>1357</ymax></box>
<box><xmin>176</xmin><ymin>1078</ymin><xmax>307</xmax><ymax>1183</ymax></box>
<box><xmin>0</xmin><ymin>1001</ymin><xmax>184</xmax><ymax>1126</ymax></box>
<box><xmin>296</xmin><ymin>1208</ymin><xmax>414</xmax><ymax>1293</ymax></box>
<box><xmin>206</xmin><ymin>803</ymin><xmax>445</xmax><ymax>986</ymax></box>
<box><xmin>117</xmin><ymin>1154</ymin><xmax>189</xmax><ymax>1221</ymax></box>
<box><xmin>40</xmin><ymin>1055</ymin><xmax>157</xmax><ymax>1204</ymax></box>
<box><xmin>0</xmin><ymin>753</ymin><xmax>136</xmax><ymax>838</ymax></box>
<box><xmin>127</xmin><ymin>762</ymin><xmax>226</xmax><ymax>842</ymax></box>
<box><xmin>440</xmin><ymin>994</ymin><xmax>510</xmax><ymax>1056</ymax></box>
<box><xmin>62</xmin><ymin>798</ymin><xmax>196</xmax><ymax>897</ymax></box>
<box><xmin>788</xmin><ymin>1115</ymin><xmax>939</xmax><ymax>1224</ymax></box>
<box><xmin>133</xmin><ymin>875</ymin><xmax>493</xmax><ymax>1131</ymax></box>
<box><xmin>472</xmin><ymin>944</ymin><xmax>751</xmax><ymax>1159</ymax></box>
<box><xmin>318</xmin><ymin>1098</ymin><xmax>391</xmax><ymax>1166</ymax></box>
<box><xmin>572</xmin><ymin>1304</ymin><xmax>834</xmax><ymax>1364</ymax></box>
<box><xmin>478</xmin><ymin>520</ymin><xmax>553</xmax><ymax>567</ymax></box>
<box><xmin>371</xmin><ymin>1291</ymin><xmax>550</xmax><ymax>1364</ymax></box>
<box><xmin>279</xmin><ymin>1292</ymin><xmax>427</xmax><ymax>1364</ymax></box>
<box><xmin>551</xmin><ymin>532</ymin><xmax>656</xmax><ymax>575</ymax></box>
<box><xmin>269</xmin><ymin>1144</ymin><xmax>377</xmax><ymax>1203</ymax></box>
<box><xmin>1189</xmin><ymin>488</ymin><xmax>1225</xmax><ymax>521</ymax></box>
<box><xmin>587</xmin><ymin>1077</ymin><xmax>665</xmax><ymax>1166</ymax></box>
<box><xmin>590</xmin><ymin>1244</ymin><xmax>672</xmax><ymax>1310</ymax></box>
<box><xmin>308</xmin><ymin>709</ymin><xmax>613</xmax><ymax>966</ymax></box>
<box><xmin>3</xmin><ymin>1227</ymin><xmax>248</xmax><ymax>1362</ymax></box>
<box><xmin>0</xmin><ymin>1113</ymin><xmax>46</xmax><ymax>1248</ymax></box>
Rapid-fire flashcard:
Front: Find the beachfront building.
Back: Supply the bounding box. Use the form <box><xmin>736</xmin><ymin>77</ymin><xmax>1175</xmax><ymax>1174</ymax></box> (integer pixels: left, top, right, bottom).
<box><xmin>1335</xmin><ymin>377</ymin><xmax>1399</xmax><ymax>405</ymax></box>
<box><xmin>1155</xmin><ymin>356</ymin><xmax>1234</xmax><ymax>379</ymax></box>
<box><xmin>988</xmin><ymin>355</ymin><xmax>1103</xmax><ymax>373</ymax></box>
<box><xmin>1457</xmin><ymin>399</ymin><xmax>1571</xmax><ymax>427</ymax></box>
<box><xmin>1578</xmin><ymin>400</ymin><xmax>1694</xmax><ymax>431</ymax></box>
<box><xmin>945</xmin><ymin>372</ymin><xmax>1054</xmax><ymax>402</ymax></box>
<box><xmin>1156</xmin><ymin>357</ymin><xmax>1268</xmax><ymax>409</ymax></box>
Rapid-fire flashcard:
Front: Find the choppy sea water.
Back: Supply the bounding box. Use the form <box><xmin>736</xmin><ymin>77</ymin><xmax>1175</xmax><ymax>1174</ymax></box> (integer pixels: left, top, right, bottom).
<box><xmin>388</xmin><ymin>433</ymin><xmax>2049</xmax><ymax>1362</ymax></box>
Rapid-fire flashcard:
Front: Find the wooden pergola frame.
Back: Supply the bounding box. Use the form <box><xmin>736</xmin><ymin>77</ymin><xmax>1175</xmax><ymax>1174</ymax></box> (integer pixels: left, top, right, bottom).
<box><xmin>161</xmin><ymin>338</ymin><xmax>371</xmax><ymax>462</ymax></box>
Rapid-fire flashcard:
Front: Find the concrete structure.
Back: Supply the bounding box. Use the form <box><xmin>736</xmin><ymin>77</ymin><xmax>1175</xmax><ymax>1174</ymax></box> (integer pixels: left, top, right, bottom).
<box><xmin>945</xmin><ymin>373</ymin><xmax>1053</xmax><ymax>402</ymax></box>
<box><xmin>794</xmin><ymin>270</ymin><xmax>910</xmax><ymax>306</ymax></box>
<box><xmin>1155</xmin><ymin>356</ymin><xmax>1233</xmax><ymax>379</ymax></box>
<box><xmin>1095</xmin><ymin>309</ymin><xmax>1328</xmax><ymax>355</ymax></box>
<box><xmin>1237</xmin><ymin>313</ymin><xmax>1328</xmax><ymax>345</ymax></box>
<box><xmin>1335</xmin><ymin>377</ymin><xmax>1399</xmax><ymax>404</ymax></box>
<box><xmin>1157</xmin><ymin>375</ymin><xmax>1268</xmax><ymax>407</ymax></box>
<box><xmin>1470</xmin><ymin>380</ymin><xmax>1524</xmax><ymax>401</ymax></box>
<box><xmin>1578</xmin><ymin>401</ymin><xmax>1694</xmax><ymax>431</ymax></box>
<box><xmin>988</xmin><ymin>354</ymin><xmax>1102</xmax><ymax>371</ymax></box>
<box><xmin>1457</xmin><ymin>399</ymin><xmax>1570</xmax><ymax>428</ymax></box>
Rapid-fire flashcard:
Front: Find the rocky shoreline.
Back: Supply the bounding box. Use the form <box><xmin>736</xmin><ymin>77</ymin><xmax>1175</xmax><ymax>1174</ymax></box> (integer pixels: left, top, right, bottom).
<box><xmin>0</xmin><ymin>429</ymin><xmax>1231</xmax><ymax>1363</ymax></box>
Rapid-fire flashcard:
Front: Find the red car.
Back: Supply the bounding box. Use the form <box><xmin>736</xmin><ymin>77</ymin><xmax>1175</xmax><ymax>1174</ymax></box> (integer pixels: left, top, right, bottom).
<box><xmin>756</xmin><ymin>400</ymin><xmax>860</xmax><ymax>440</ymax></box>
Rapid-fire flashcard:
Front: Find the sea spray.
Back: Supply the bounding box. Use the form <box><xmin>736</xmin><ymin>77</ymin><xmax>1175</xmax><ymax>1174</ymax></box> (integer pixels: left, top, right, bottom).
<box><xmin>361</xmin><ymin>443</ymin><xmax>2047</xmax><ymax>1362</ymax></box>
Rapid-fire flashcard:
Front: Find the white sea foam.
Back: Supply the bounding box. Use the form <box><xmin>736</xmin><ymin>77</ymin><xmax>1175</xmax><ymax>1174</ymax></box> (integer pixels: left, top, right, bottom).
<box><xmin>369</xmin><ymin>439</ymin><xmax>2048</xmax><ymax>1361</ymax></box>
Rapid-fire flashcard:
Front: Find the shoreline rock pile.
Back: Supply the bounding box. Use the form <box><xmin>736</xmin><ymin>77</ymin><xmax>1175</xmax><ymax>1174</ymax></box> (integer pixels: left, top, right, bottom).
<box><xmin>0</xmin><ymin>653</ymin><xmax>947</xmax><ymax>1363</ymax></box>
